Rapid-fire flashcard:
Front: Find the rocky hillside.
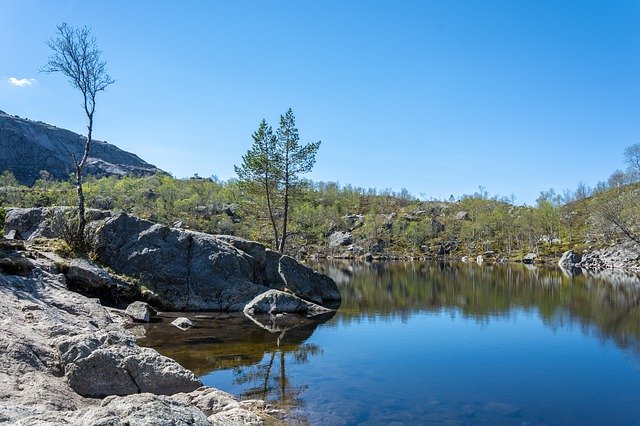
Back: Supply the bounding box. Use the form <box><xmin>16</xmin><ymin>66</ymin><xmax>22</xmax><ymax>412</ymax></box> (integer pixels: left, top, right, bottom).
<box><xmin>0</xmin><ymin>110</ymin><xmax>162</xmax><ymax>185</ymax></box>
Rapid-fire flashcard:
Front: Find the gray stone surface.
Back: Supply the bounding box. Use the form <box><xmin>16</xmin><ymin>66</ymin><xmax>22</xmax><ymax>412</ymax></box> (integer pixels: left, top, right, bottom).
<box><xmin>0</xmin><ymin>110</ymin><xmax>161</xmax><ymax>185</ymax></box>
<box><xmin>578</xmin><ymin>241</ymin><xmax>640</xmax><ymax>272</ymax></box>
<box><xmin>5</xmin><ymin>208</ymin><xmax>341</xmax><ymax>311</ymax></box>
<box><xmin>125</xmin><ymin>301</ymin><xmax>157</xmax><ymax>323</ymax></box>
<box><xmin>329</xmin><ymin>231</ymin><xmax>353</xmax><ymax>248</ymax></box>
<box><xmin>523</xmin><ymin>253</ymin><xmax>538</xmax><ymax>264</ymax></box>
<box><xmin>558</xmin><ymin>250</ymin><xmax>582</xmax><ymax>268</ymax></box>
<box><xmin>65</xmin><ymin>258</ymin><xmax>113</xmax><ymax>290</ymax></box>
<box><xmin>243</xmin><ymin>289</ymin><xmax>332</xmax><ymax>315</ymax></box>
<box><xmin>278</xmin><ymin>255</ymin><xmax>341</xmax><ymax>305</ymax></box>
<box><xmin>0</xmin><ymin>243</ymin><xmax>271</xmax><ymax>424</ymax></box>
<box><xmin>172</xmin><ymin>317</ymin><xmax>194</xmax><ymax>330</ymax></box>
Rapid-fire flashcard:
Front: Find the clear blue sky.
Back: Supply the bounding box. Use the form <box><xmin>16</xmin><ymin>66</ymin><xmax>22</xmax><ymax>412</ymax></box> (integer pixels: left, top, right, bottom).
<box><xmin>1</xmin><ymin>0</ymin><xmax>638</xmax><ymax>204</ymax></box>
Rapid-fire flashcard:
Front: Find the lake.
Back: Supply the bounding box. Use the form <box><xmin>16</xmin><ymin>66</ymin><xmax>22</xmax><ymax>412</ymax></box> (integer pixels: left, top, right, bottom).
<box><xmin>138</xmin><ymin>261</ymin><xmax>640</xmax><ymax>425</ymax></box>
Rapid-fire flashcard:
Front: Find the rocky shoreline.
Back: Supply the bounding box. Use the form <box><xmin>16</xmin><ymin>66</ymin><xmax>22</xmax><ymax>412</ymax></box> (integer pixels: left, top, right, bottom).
<box><xmin>1</xmin><ymin>207</ymin><xmax>346</xmax><ymax>425</ymax></box>
<box><xmin>0</xmin><ymin>239</ymin><xmax>281</xmax><ymax>424</ymax></box>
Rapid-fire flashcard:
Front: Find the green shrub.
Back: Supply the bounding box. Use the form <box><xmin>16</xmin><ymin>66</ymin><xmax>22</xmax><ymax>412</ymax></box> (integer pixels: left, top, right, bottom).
<box><xmin>0</xmin><ymin>207</ymin><xmax>5</xmax><ymax>234</ymax></box>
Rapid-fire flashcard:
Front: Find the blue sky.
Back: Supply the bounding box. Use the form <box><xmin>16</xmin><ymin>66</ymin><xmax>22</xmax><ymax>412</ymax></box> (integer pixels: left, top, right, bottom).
<box><xmin>1</xmin><ymin>1</ymin><xmax>638</xmax><ymax>204</ymax></box>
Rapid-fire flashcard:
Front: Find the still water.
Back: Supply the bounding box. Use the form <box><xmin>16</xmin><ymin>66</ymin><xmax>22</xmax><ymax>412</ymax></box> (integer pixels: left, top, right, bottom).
<box><xmin>139</xmin><ymin>262</ymin><xmax>640</xmax><ymax>425</ymax></box>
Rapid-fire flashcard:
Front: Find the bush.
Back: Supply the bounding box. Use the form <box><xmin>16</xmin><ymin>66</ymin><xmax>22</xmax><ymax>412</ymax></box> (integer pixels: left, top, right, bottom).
<box><xmin>0</xmin><ymin>207</ymin><xmax>5</xmax><ymax>234</ymax></box>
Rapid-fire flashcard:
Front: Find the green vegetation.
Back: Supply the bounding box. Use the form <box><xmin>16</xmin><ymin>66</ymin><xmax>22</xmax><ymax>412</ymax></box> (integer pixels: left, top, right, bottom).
<box><xmin>1</xmin><ymin>138</ymin><xmax>638</xmax><ymax>260</ymax></box>
<box><xmin>235</xmin><ymin>108</ymin><xmax>321</xmax><ymax>251</ymax></box>
<box><xmin>0</xmin><ymin>168</ymin><xmax>637</xmax><ymax>261</ymax></box>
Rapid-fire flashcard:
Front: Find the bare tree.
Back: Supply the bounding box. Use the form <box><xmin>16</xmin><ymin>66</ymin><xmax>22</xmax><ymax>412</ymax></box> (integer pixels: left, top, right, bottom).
<box><xmin>42</xmin><ymin>23</ymin><xmax>115</xmax><ymax>243</ymax></box>
<box><xmin>624</xmin><ymin>143</ymin><xmax>640</xmax><ymax>181</ymax></box>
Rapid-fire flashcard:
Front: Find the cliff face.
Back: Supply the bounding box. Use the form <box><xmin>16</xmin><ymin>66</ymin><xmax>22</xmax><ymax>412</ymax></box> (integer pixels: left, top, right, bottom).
<box><xmin>0</xmin><ymin>110</ymin><xmax>162</xmax><ymax>185</ymax></box>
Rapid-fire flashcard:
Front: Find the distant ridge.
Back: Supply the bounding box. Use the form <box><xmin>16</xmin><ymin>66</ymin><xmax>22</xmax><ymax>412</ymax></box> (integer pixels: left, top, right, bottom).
<box><xmin>0</xmin><ymin>110</ymin><xmax>163</xmax><ymax>185</ymax></box>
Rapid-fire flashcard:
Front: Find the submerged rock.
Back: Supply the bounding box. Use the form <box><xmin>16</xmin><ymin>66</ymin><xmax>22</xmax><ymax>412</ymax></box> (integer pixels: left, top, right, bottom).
<box><xmin>172</xmin><ymin>317</ymin><xmax>194</xmax><ymax>330</ymax></box>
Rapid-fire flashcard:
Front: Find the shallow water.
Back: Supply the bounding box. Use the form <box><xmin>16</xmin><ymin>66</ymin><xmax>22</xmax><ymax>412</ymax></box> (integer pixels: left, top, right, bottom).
<box><xmin>139</xmin><ymin>261</ymin><xmax>640</xmax><ymax>425</ymax></box>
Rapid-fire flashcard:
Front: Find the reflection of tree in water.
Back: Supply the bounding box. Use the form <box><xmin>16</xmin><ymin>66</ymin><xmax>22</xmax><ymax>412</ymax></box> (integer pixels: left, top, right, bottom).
<box><xmin>310</xmin><ymin>260</ymin><xmax>640</xmax><ymax>356</ymax></box>
<box><xmin>232</xmin><ymin>340</ymin><xmax>323</xmax><ymax>409</ymax></box>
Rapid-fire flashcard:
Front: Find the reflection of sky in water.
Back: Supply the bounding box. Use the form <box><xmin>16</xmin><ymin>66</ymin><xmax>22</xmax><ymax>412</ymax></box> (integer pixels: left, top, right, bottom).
<box><xmin>145</xmin><ymin>261</ymin><xmax>640</xmax><ymax>425</ymax></box>
<box><xmin>204</xmin><ymin>307</ymin><xmax>640</xmax><ymax>425</ymax></box>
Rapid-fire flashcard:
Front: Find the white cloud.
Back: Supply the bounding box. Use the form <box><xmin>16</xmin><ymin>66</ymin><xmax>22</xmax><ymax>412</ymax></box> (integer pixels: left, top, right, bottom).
<box><xmin>7</xmin><ymin>77</ymin><xmax>37</xmax><ymax>87</ymax></box>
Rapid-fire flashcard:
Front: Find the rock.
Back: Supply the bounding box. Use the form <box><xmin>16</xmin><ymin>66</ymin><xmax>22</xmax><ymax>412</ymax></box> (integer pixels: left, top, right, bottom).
<box><xmin>88</xmin><ymin>213</ymin><xmax>268</xmax><ymax>311</ymax></box>
<box><xmin>215</xmin><ymin>235</ymin><xmax>267</xmax><ymax>270</ymax></box>
<box><xmin>364</xmin><ymin>253</ymin><xmax>373</xmax><ymax>262</ymax></box>
<box><xmin>125</xmin><ymin>301</ymin><xmax>157</xmax><ymax>323</ymax></box>
<box><xmin>5</xmin><ymin>229</ymin><xmax>16</xmax><ymax>239</ymax></box>
<box><xmin>558</xmin><ymin>250</ymin><xmax>582</xmax><ymax>268</ymax></box>
<box><xmin>343</xmin><ymin>214</ymin><xmax>364</xmax><ymax>230</ymax></box>
<box><xmin>329</xmin><ymin>231</ymin><xmax>353</xmax><ymax>248</ymax></box>
<box><xmin>476</xmin><ymin>255</ymin><xmax>484</xmax><ymax>264</ymax></box>
<box><xmin>64</xmin><ymin>258</ymin><xmax>113</xmax><ymax>290</ymax></box>
<box><xmin>4</xmin><ymin>207</ymin><xmax>111</xmax><ymax>241</ymax></box>
<box><xmin>370</xmin><ymin>240</ymin><xmax>384</xmax><ymax>253</ymax></box>
<box><xmin>455</xmin><ymin>211</ymin><xmax>470</xmax><ymax>221</ymax></box>
<box><xmin>7</xmin><ymin>208</ymin><xmax>340</xmax><ymax>312</ymax></box>
<box><xmin>172</xmin><ymin>317</ymin><xmax>194</xmax><ymax>330</ymax></box>
<box><xmin>523</xmin><ymin>253</ymin><xmax>538</xmax><ymax>264</ymax></box>
<box><xmin>223</xmin><ymin>204</ymin><xmax>241</xmax><ymax>223</ymax></box>
<box><xmin>0</xmin><ymin>110</ymin><xmax>162</xmax><ymax>186</ymax></box>
<box><xmin>431</xmin><ymin>218</ymin><xmax>445</xmax><ymax>235</ymax></box>
<box><xmin>243</xmin><ymin>289</ymin><xmax>332</xmax><ymax>316</ymax></box>
<box><xmin>577</xmin><ymin>241</ymin><xmax>640</xmax><ymax>272</ymax></box>
<box><xmin>0</xmin><ymin>247</ymin><xmax>273</xmax><ymax>424</ymax></box>
<box><xmin>277</xmin><ymin>255</ymin><xmax>341</xmax><ymax>305</ymax></box>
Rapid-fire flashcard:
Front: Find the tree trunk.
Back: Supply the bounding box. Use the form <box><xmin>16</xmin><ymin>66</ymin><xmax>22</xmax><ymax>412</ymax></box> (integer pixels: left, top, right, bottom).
<box><xmin>265</xmin><ymin>182</ymin><xmax>280</xmax><ymax>250</ymax></box>
<box><xmin>75</xmin><ymin>113</ymin><xmax>93</xmax><ymax>246</ymax></box>
<box><xmin>75</xmin><ymin>163</ymin><xmax>86</xmax><ymax>239</ymax></box>
<box><xmin>278</xmin><ymin>183</ymin><xmax>289</xmax><ymax>253</ymax></box>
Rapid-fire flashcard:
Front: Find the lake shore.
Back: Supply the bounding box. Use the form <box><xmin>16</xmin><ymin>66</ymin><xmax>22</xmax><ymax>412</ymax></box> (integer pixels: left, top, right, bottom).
<box><xmin>0</xmin><ymin>239</ymin><xmax>282</xmax><ymax>425</ymax></box>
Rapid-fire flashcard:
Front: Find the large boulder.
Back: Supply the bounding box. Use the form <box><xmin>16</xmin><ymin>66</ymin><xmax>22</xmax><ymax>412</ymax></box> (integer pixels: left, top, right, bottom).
<box><xmin>125</xmin><ymin>301</ymin><xmax>157</xmax><ymax>323</ymax></box>
<box><xmin>89</xmin><ymin>213</ymin><xmax>267</xmax><ymax>311</ymax></box>
<box><xmin>4</xmin><ymin>207</ymin><xmax>111</xmax><ymax>241</ymax></box>
<box><xmin>329</xmin><ymin>231</ymin><xmax>352</xmax><ymax>248</ymax></box>
<box><xmin>278</xmin><ymin>255</ymin><xmax>341</xmax><ymax>305</ymax></box>
<box><xmin>57</xmin><ymin>330</ymin><xmax>201</xmax><ymax>398</ymax></box>
<box><xmin>558</xmin><ymin>250</ymin><xmax>582</xmax><ymax>268</ymax></box>
<box><xmin>243</xmin><ymin>289</ymin><xmax>331</xmax><ymax>315</ymax></box>
<box><xmin>5</xmin><ymin>208</ymin><xmax>341</xmax><ymax>312</ymax></box>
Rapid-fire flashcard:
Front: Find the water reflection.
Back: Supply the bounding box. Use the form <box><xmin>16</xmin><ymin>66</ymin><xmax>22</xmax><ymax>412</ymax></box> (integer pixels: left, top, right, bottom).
<box><xmin>137</xmin><ymin>261</ymin><xmax>640</xmax><ymax>423</ymax></box>
<box><xmin>137</xmin><ymin>310</ymin><xmax>333</xmax><ymax>410</ymax></box>
<box><xmin>310</xmin><ymin>260</ymin><xmax>640</xmax><ymax>353</ymax></box>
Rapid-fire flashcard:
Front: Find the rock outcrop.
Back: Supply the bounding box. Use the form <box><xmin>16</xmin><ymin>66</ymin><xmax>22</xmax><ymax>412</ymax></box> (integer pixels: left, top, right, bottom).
<box><xmin>577</xmin><ymin>241</ymin><xmax>640</xmax><ymax>272</ymax></box>
<box><xmin>558</xmin><ymin>250</ymin><xmax>582</xmax><ymax>269</ymax></box>
<box><xmin>4</xmin><ymin>208</ymin><xmax>341</xmax><ymax>312</ymax></box>
<box><xmin>0</xmin><ymin>110</ymin><xmax>162</xmax><ymax>186</ymax></box>
<box><xmin>0</xmin><ymin>241</ymin><xmax>275</xmax><ymax>424</ymax></box>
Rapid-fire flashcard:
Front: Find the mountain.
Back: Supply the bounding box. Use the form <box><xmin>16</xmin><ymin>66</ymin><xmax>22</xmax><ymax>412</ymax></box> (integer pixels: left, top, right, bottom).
<box><xmin>0</xmin><ymin>110</ymin><xmax>163</xmax><ymax>185</ymax></box>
